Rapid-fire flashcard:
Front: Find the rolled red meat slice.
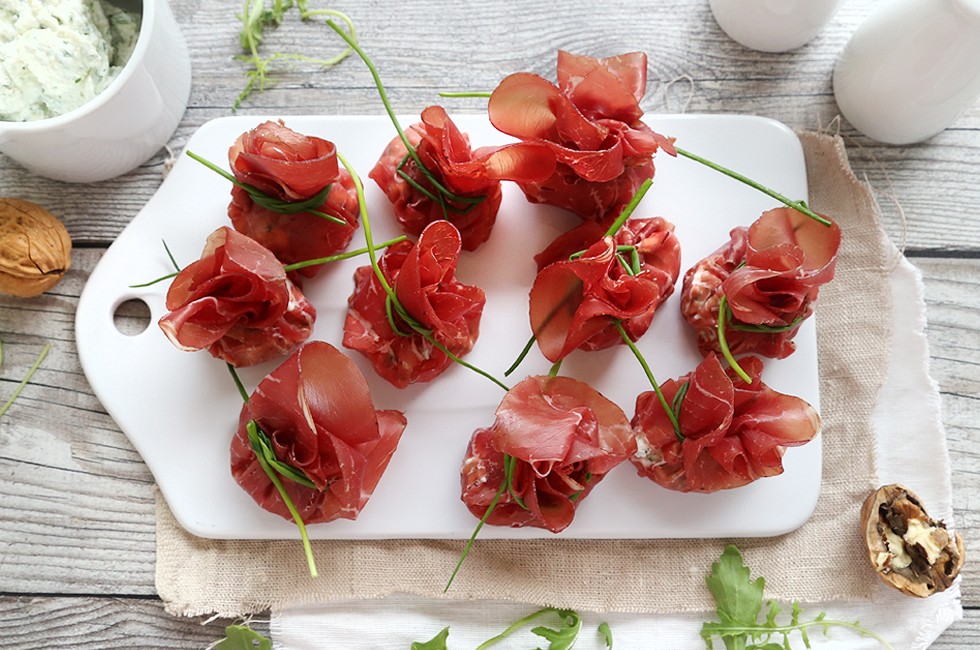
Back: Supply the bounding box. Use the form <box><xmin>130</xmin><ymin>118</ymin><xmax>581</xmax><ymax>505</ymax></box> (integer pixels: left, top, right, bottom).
<box><xmin>460</xmin><ymin>375</ymin><xmax>635</xmax><ymax>533</ymax></box>
<box><xmin>631</xmin><ymin>354</ymin><xmax>820</xmax><ymax>492</ymax></box>
<box><xmin>158</xmin><ymin>226</ymin><xmax>315</xmax><ymax>367</ymax></box>
<box><xmin>680</xmin><ymin>207</ymin><xmax>841</xmax><ymax>359</ymax></box>
<box><xmin>230</xmin><ymin>341</ymin><xmax>407</xmax><ymax>524</ymax></box>
<box><xmin>369</xmin><ymin>105</ymin><xmax>554</xmax><ymax>251</ymax></box>
<box><xmin>343</xmin><ymin>220</ymin><xmax>486</xmax><ymax>388</ymax></box>
<box><xmin>528</xmin><ymin>217</ymin><xmax>681</xmax><ymax>362</ymax></box>
<box><xmin>227</xmin><ymin>120</ymin><xmax>359</xmax><ymax>278</ymax></box>
<box><xmin>488</xmin><ymin>51</ymin><xmax>675</xmax><ymax>221</ymax></box>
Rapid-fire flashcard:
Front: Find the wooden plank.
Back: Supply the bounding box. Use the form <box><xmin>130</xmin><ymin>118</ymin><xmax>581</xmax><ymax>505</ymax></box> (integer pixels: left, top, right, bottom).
<box><xmin>1</xmin><ymin>0</ymin><xmax>977</xmax><ymax>250</ymax></box>
<box><xmin>914</xmin><ymin>258</ymin><xmax>980</xmax><ymax>608</ymax></box>
<box><xmin>0</xmin><ymin>596</ymin><xmax>257</xmax><ymax>650</ymax></box>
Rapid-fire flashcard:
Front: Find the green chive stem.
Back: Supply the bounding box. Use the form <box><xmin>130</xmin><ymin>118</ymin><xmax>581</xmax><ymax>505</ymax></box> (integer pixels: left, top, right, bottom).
<box><xmin>717</xmin><ymin>296</ymin><xmax>752</xmax><ymax>384</ymax></box>
<box><xmin>185</xmin><ymin>150</ymin><xmax>346</xmax><ymax>225</ymax></box>
<box><xmin>604</xmin><ymin>178</ymin><xmax>653</xmax><ymax>237</ymax></box>
<box><xmin>0</xmin><ymin>343</ymin><xmax>51</xmax><ymax>420</ymax></box>
<box><xmin>228</xmin><ymin>362</ymin><xmax>318</xmax><ymax>577</ymax></box>
<box><xmin>282</xmin><ymin>235</ymin><xmax>407</xmax><ymax>272</ymax></box>
<box><xmin>504</xmin><ymin>335</ymin><xmax>536</xmax><ymax>377</ymax></box>
<box><xmin>445</xmin><ymin>475</ymin><xmax>506</xmax><ymax>592</ymax></box>
<box><xmin>674</xmin><ymin>147</ymin><xmax>832</xmax><ymax>227</ymax></box>
<box><xmin>614</xmin><ymin>322</ymin><xmax>682</xmax><ymax>441</ymax></box>
<box><xmin>248</xmin><ymin>421</ymin><xmax>319</xmax><ymax>578</ymax></box>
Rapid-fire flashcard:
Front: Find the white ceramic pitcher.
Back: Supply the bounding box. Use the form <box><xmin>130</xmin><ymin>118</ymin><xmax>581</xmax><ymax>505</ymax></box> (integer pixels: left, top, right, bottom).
<box><xmin>833</xmin><ymin>0</ymin><xmax>980</xmax><ymax>144</ymax></box>
<box><xmin>0</xmin><ymin>0</ymin><xmax>191</xmax><ymax>183</ymax></box>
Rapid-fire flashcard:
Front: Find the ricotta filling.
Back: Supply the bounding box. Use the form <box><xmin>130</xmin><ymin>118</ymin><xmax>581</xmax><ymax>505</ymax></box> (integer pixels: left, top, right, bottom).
<box><xmin>0</xmin><ymin>0</ymin><xmax>140</xmax><ymax>122</ymax></box>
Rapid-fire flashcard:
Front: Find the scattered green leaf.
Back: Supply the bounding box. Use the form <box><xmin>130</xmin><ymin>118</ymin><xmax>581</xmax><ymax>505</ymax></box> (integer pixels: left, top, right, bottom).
<box><xmin>531</xmin><ymin>609</ymin><xmax>582</xmax><ymax>650</ymax></box>
<box><xmin>475</xmin><ymin>607</ymin><xmax>582</xmax><ymax>650</ymax></box>
<box><xmin>215</xmin><ymin>624</ymin><xmax>272</xmax><ymax>650</ymax></box>
<box><xmin>598</xmin><ymin>621</ymin><xmax>613</xmax><ymax>649</ymax></box>
<box><xmin>701</xmin><ymin>545</ymin><xmax>895</xmax><ymax>649</ymax></box>
<box><xmin>411</xmin><ymin>626</ymin><xmax>450</xmax><ymax>650</ymax></box>
<box><xmin>234</xmin><ymin>1</ymin><xmax>357</xmax><ymax>109</ymax></box>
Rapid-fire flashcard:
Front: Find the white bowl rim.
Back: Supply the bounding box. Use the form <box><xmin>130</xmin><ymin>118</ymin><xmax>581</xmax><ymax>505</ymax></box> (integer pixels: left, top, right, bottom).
<box><xmin>0</xmin><ymin>0</ymin><xmax>158</xmax><ymax>133</ymax></box>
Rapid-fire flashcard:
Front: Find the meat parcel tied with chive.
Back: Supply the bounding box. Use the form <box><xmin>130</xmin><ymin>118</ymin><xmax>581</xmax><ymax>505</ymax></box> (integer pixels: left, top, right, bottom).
<box><xmin>631</xmin><ymin>353</ymin><xmax>820</xmax><ymax>492</ymax></box>
<box><xmin>343</xmin><ymin>220</ymin><xmax>486</xmax><ymax>388</ymax></box>
<box><xmin>158</xmin><ymin>226</ymin><xmax>315</xmax><ymax>367</ymax></box>
<box><xmin>681</xmin><ymin>206</ymin><xmax>841</xmax><ymax>359</ymax></box>
<box><xmin>528</xmin><ymin>216</ymin><xmax>681</xmax><ymax>362</ymax></box>
<box><xmin>459</xmin><ymin>375</ymin><xmax>635</xmax><ymax>533</ymax></box>
<box><xmin>230</xmin><ymin>341</ymin><xmax>407</xmax><ymax>523</ymax></box>
<box><xmin>227</xmin><ymin>120</ymin><xmax>360</xmax><ymax>278</ymax></box>
<box><xmin>369</xmin><ymin>105</ymin><xmax>555</xmax><ymax>251</ymax></box>
<box><xmin>487</xmin><ymin>51</ymin><xmax>675</xmax><ymax>221</ymax></box>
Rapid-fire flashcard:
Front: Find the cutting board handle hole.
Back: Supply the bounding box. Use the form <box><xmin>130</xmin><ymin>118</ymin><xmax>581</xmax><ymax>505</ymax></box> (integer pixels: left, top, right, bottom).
<box><xmin>113</xmin><ymin>298</ymin><xmax>152</xmax><ymax>336</ymax></box>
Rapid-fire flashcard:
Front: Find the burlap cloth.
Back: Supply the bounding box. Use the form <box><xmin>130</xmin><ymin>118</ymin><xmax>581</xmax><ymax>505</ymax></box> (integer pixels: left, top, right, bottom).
<box><xmin>155</xmin><ymin>130</ymin><xmax>888</xmax><ymax>618</ymax></box>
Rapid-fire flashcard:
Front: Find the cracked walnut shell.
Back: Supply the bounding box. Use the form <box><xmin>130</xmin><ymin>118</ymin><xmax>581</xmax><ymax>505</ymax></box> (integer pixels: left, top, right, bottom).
<box><xmin>0</xmin><ymin>198</ymin><xmax>72</xmax><ymax>297</ymax></box>
<box><xmin>861</xmin><ymin>483</ymin><xmax>965</xmax><ymax>597</ymax></box>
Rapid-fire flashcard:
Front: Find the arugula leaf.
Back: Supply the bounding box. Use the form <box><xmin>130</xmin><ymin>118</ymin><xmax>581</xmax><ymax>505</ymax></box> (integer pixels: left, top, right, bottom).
<box><xmin>530</xmin><ymin>609</ymin><xmax>581</xmax><ymax>650</ymax></box>
<box><xmin>701</xmin><ymin>545</ymin><xmax>895</xmax><ymax>650</ymax></box>
<box><xmin>215</xmin><ymin>624</ymin><xmax>272</xmax><ymax>650</ymax></box>
<box><xmin>598</xmin><ymin>621</ymin><xmax>613</xmax><ymax>649</ymax></box>
<box><xmin>705</xmin><ymin>545</ymin><xmax>765</xmax><ymax>632</ymax></box>
<box><xmin>411</xmin><ymin>626</ymin><xmax>450</xmax><ymax>650</ymax></box>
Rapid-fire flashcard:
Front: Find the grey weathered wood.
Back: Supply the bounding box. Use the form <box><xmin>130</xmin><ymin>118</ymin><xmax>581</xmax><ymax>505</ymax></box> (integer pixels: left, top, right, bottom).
<box><xmin>0</xmin><ymin>0</ymin><xmax>976</xmax><ymax>646</ymax></box>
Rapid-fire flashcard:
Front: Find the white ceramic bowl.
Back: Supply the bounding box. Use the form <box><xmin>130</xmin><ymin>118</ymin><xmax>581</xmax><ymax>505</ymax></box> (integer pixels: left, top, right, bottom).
<box><xmin>0</xmin><ymin>0</ymin><xmax>191</xmax><ymax>183</ymax></box>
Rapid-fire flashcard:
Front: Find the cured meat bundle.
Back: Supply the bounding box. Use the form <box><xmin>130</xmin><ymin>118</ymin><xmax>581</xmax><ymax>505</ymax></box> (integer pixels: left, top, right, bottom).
<box><xmin>343</xmin><ymin>220</ymin><xmax>486</xmax><ymax>387</ymax></box>
<box><xmin>631</xmin><ymin>354</ymin><xmax>820</xmax><ymax>492</ymax></box>
<box><xmin>369</xmin><ymin>105</ymin><xmax>554</xmax><ymax>251</ymax></box>
<box><xmin>528</xmin><ymin>217</ymin><xmax>681</xmax><ymax>362</ymax></box>
<box><xmin>460</xmin><ymin>375</ymin><xmax>635</xmax><ymax>533</ymax></box>
<box><xmin>488</xmin><ymin>51</ymin><xmax>675</xmax><ymax>221</ymax></box>
<box><xmin>681</xmin><ymin>207</ymin><xmax>841</xmax><ymax>359</ymax></box>
<box><xmin>227</xmin><ymin>120</ymin><xmax>359</xmax><ymax>278</ymax></box>
<box><xmin>158</xmin><ymin>226</ymin><xmax>315</xmax><ymax>367</ymax></box>
<box><xmin>230</xmin><ymin>341</ymin><xmax>407</xmax><ymax>523</ymax></box>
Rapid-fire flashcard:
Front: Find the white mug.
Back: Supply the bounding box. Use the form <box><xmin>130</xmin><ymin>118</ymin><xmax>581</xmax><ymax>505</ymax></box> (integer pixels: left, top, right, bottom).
<box><xmin>0</xmin><ymin>0</ymin><xmax>192</xmax><ymax>183</ymax></box>
<box><xmin>709</xmin><ymin>0</ymin><xmax>844</xmax><ymax>52</ymax></box>
<box><xmin>833</xmin><ymin>0</ymin><xmax>980</xmax><ymax>145</ymax></box>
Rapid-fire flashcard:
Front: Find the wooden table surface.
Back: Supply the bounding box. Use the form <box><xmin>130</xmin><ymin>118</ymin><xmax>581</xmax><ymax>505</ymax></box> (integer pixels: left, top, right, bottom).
<box><xmin>1</xmin><ymin>1</ymin><xmax>977</xmax><ymax>647</ymax></box>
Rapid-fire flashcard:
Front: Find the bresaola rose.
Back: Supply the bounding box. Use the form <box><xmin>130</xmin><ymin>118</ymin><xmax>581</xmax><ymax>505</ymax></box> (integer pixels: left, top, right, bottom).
<box><xmin>158</xmin><ymin>226</ymin><xmax>315</xmax><ymax>367</ymax></box>
<box><xmin>231</xmin><ymin>341</ymin><xmax>407</xmax><ymax>524</ymax></box>
<box><xmin>631</xmin><ymin>354</ymin><xmax>820</xmax><ymax>493</ymax></box>
<box><xmin>369</xmin><ymin>105</ymin><xmax>555</xmax><ymax>251</ymax></box>
<box><xmin>227</xmin><ymin>120</ymin><xmax>359</xmax><ymax>277</ymax></box>
<box><xmin>681</xmin><ymin>207</ymin><xmax>841</xmax><ymax>359</ymax></box>
<box><xmin>529</xmin><ymin>217</ymin><xmax>681</xmax><ymax>362</ymax></box>
<box><xmin>343</xmin><ymin>220</ymin><xmax>486</xmax><ymax>388</ymax></box>
<box><xmin>229</xmin><ymin>119</ymin><xmax>339</xmax><ymax>200</ymax></box>
<box><xmin>488</xmin><ymin>51</ymin><xmax>675</xmax><ymax>221</ymax></box>
<box><xmin>460</xmin><ymin>375</ymin><xmax>635</xmax><ymax>533</ymax></box>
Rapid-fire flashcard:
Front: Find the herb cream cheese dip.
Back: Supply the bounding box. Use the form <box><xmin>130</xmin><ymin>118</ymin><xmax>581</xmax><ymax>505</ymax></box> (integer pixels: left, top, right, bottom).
<box><xmin>0</xmin><ymin>0</ymin><xmax>140</xmax><ymax>122</ymax></box>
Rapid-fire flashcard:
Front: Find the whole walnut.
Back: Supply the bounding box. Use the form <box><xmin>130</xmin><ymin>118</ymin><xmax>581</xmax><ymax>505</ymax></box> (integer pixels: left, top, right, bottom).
<box><xmin>0</xmin><ymin>198</ymin><xmax>72</xmax><ymax>297</ymax></box>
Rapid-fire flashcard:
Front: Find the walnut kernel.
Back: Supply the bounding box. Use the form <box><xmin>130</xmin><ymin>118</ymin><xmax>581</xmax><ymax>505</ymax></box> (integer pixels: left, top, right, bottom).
<box><xmin>861</xmin><ymin>484</ymin><xmax>965</xmax><ymax>597</ymax></box>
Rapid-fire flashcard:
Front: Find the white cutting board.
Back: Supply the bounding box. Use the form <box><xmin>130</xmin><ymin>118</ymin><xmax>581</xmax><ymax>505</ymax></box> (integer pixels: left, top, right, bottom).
<box><xmin>75</xmin><ymin>113</ymin><xmax>821</xmax><ymax>540</ymax></box>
